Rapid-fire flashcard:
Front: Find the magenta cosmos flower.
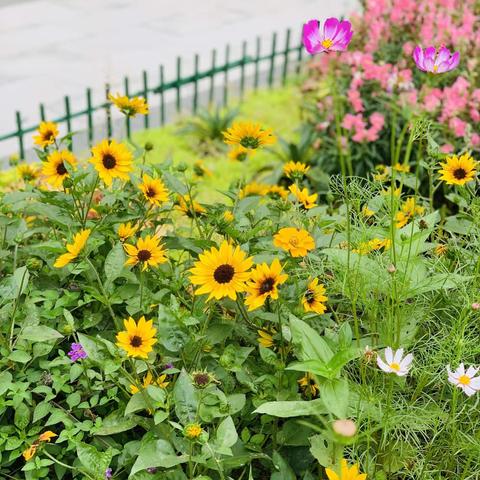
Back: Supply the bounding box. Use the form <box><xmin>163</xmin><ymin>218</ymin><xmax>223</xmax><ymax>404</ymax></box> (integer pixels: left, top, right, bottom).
<box><xmin>412</xmin><ymin>46</ymin><xmax>460</xmax><ymax>74</ymax></box>
<box><xmin>303</xmin><ymin>17</ymin><xmax>353</xmax><ymax>54</ymax></box>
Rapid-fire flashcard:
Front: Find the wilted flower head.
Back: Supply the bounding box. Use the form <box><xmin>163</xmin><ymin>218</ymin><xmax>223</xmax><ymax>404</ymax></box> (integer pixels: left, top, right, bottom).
<box><xmin>68</xmin><ymin>343</ymin><xmax>87</xmax><ymax>362</ymax></box>
<box><xmin>412</xmin><ymin>46</ymin><xmax>460</xmax><ymax>74</ymax></box>
<box><xmin>303</xmin><ymin>17</ymin><xmax>353</xmax><ymax>54</ymax></box>
<box><xmin>191</xmin><ymin>371</ymin><xmax>216</xmax><ymax>388</ymax></box>
<box><xmin>377</xmin><ymin>347</ymin><xmax>413</xmax><ymax>376</ymax></box>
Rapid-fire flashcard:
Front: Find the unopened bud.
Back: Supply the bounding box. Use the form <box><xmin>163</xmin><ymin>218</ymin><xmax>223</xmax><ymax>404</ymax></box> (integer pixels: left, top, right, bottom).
<box><xmin>472</xmin><ymin>303</ymin><xmax>480</xmax><ymax>311</ymax></box>
<box><xmin>333</xmin><ymin>419</ymin><xmax>357</xmax><ymax>438</ymax></box>
<box><xmin>387</xmin><ymin>264</ymin><xmax>396</xmax><ymax>273</ymax></box>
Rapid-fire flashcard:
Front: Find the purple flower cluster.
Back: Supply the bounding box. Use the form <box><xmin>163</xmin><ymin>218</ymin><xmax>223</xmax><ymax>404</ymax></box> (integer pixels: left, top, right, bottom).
<box><xmin>68</xmin><ymin>342</ymin><xmax>87</xmax><ymax>362</ymax></box>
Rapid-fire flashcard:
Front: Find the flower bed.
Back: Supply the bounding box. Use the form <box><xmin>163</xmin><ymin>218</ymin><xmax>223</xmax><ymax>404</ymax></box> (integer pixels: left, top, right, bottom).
<box><xmin>1</xmin><ymin>1</ymin><xmax>480</xmax><ymax>479</ymax></box>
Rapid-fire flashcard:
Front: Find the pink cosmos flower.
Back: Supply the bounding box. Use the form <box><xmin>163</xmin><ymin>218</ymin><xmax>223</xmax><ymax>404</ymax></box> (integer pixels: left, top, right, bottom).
<box><xmin>413</xmin><ymin>46</ymin><xmax>460</xmax><ymax>74</ymax></box>
<box><xmin>303</xmin><ymin>17</ymin><xmax>353</xmax><ymax>54</ymax></box>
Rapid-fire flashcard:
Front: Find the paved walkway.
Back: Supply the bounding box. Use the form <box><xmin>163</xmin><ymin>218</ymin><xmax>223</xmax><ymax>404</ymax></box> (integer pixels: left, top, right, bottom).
<box><xmin>0</xmin><ymin>0</ymin><xmax>358</xmax><ymax>156</ymax></box>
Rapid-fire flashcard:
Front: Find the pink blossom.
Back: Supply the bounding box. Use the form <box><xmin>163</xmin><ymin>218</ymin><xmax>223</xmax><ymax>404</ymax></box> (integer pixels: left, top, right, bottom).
<box><xmin>440</xmin><ymin>144</ymin><xmax>454</xmax><ymax>154</ymax></box>
<box><xmin>471</xmin><ymin>133</ymin><xmax>480</xmax><ymax>147</ymax></box>
<box><xmin>348</xmin><ymin>88</ymin><xmax>364</xmax><ymax>113</ymax></box>
<box><xmin>423</xmin><ymin>88</ymin><xmax>443</xmax><ymax>111</ymax></box>
<box><xmin>303</xmin><ymin>18</ymin><xmax>353</xmax><ymax>54</ymax></box>
<box><xmin>413</xmin><ymin>46</ymin><xmax>460</xmax><ymax>74</ymax></box>
<box><xmin>449</xmin><ymin>117</ymin><xmax>467</xmax><ymax>137</ymax></box>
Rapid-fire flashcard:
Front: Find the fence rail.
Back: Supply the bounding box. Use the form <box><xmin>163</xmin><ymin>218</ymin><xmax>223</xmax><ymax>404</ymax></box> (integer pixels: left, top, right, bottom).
<box><xmin>0</xmin><ymin>28</ymin><xmax>304</xmax><ymax>161</ymax></box>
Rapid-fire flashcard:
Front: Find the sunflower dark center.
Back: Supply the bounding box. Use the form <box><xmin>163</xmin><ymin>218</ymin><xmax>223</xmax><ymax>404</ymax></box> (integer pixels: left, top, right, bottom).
<box><xmin>305</xmin><ymin>290</ymin><xmax>315</xmax><ymax>304</ymax></box>
<box><xmin>240</xmin><ymin>136</ymin><xmax>260</xmax><ymax>149</ymax></box>
<box><xmin>102</xmin><ymin>153</ymin><xmax>117</xmax><ymax>169</ymax></box>
<box><xmin>43</xmin><ymin>130</ymin><xmax>54</xmax><ymax>141</ymax></box>
<box><xmin>56</xmin><ymin>162</ymin><xmax>67</xmax><ymax>175</ymax></box>
<box><xmin>146</xmin><ymin>187</ymin><xmax>156</xmax><ymax>197</ymax></box>
<box><xmin>213</xmin><ymin>264</ymin><xmax>235</xmax><ymax>283</ymax></box>
<box><xmin>130</xmin><ymin>335</ymin><xmax>143</xmax><ymax>347</ymax></box>
<box><xmin>193</xmin><ymin>373</ymin><xmax>210</xmax><ymax>386</ymax></box>
<box><xmin>237</xmin><ymin>152</ymin><xmax>248</xmax><ymax>162</ymax></box>
<box><xmin>137</xmin><ymin>249</ymin><xmax>152</xmax><ymax>261</ymax></box>
<box><xmin>259</xmin><ymin>277</ymin><xmax>275</xmax><ymax>295</ymax></box>
<box><xmin>453</xmin><ymin>168</ymin><xmax>467</xmax><ymax>180</ymax></box>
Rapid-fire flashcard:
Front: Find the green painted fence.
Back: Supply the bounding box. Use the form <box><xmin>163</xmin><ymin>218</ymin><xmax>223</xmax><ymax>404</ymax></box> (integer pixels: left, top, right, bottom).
<box><xmin>0</xmin><ymin>28</ymin><xmax>304</xmax><ymax>160</ymax></box>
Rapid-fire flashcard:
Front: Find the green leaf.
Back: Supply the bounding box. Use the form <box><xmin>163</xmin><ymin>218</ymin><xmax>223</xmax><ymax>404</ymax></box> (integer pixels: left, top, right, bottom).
<box><xmin>20</xmin><ymin>325</ymin><xmax>63</xmax><ymax>342</ymax></box>
<box><xmin>76</xmin><ymin>442</ymin><xmax>113</xmax><ymax>479</ymax></box>
<box><xmin>254</xmin><ymin>398</ymin><xmax>328</xmax><ymax>418</ymax></box>
<box><xmin>104</xmin><ymin>242</ymin><xmax>126</xmax><ymax>284</ymax></box>
<box><xmin>33</xmin><ymin>401</ymin><xmax>52</xmax><ymax>423</ymax></box>
<box><xmin>219</xmin><ymin>345</ymin><xmax>253</xmax><ymax>372</ymax></box>
<box><xmin>215</xmin><ymin>416</ymin><xmax>238</xmax><ymax>450</ymax></box>
<box><xmin>125</xmin><ymin>393</ymin><xmax>150</xmax><ymax>416</ymax></box>
<box><xmin>321</xmin><ymin>378</ymin><xmax>349</xmax><ymax>418</ymax></box>
<box><xmin>271</xmin><ymin>451</ymin><xmax>296</xmax><ymax>480</ymax></box>
<box><xmin>14</xmin><ymin>402</ymin><xmax>30</xmax><ymax>430</ymax></box>
<box><xmin>309</xmin><ymin>434</ymin><xmax>334</xmax><ymax>467</ymax></box>
<box><xmin>162</xmin><ymin>171</ymin><xmax>188</xmax><ymax>195</ymax></box>
<box><xmin>173</xmin><ymin>370</ymin><xmax>198</xmax><ymax>424</ymax></box>
<box><xmin>130</xmin><ymin>437</ymin><xmax>187</xmax><ymax>476</ymax></box>
<box><xmin>8</xmin><ymin>350</ymin><xmax>31</xmax><ymax>363</ymax></box>
<box><xmin>0</xmin><ymin>371</ymin><xmax>13</xmax><ymax>395</ymax></box>
<box><xmin>96</xmin><ymin>411</ymin><xmax>138</xmax><ymax>435</ymax></box>
<box><xmin>0</xmin><ymin>266</ymin><xmax>29</xmax><ymax>303</ymax></box>
<box><xmin>289</xmin><ymin>316</ymin><xmax>333</xmax><ymax>363</ymax></box>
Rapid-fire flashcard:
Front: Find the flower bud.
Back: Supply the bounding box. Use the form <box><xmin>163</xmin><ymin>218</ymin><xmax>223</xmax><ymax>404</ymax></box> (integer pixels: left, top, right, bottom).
<box><xmin>472</xmin><ymin>303</ymin><xmax>480</xmax><ymax>311</ymax></box>
<box><xmin>333</xmin><ymin>419</ymin><xmax>357</xmax><ymax>438</ymax></box>
<box><xmin>387</xmin><ymin>264</ymin><xmax>396</xmax><ymax>273</ymax></box>
<box><xmin>144</xmin><ymin>141</ymin><xmax>154</xmax><ymax>151</ymax></box>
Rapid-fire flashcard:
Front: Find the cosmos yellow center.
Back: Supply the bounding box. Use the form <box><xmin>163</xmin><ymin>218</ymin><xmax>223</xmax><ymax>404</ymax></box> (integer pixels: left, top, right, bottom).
<box><xmin>389</xmin><ymin>362</ymin><xmax>401</xmax><ymax>371</ymax></box>
<box><xmin>137</xmin><ymin>249</ymin><xmax>152</xmax><ymax>261</ymax></box>
<box><xmin>130</xmin><ymin>335</ymin><xmax>143</xmax><ymax>347</ymax></box>
<box><xmin>102</xmin><ymin>153</ymin><xmax>117</xmax><ymax>169</ymax></box>
<box><xmin>56</xmin><ymin>162</ymin><xmax>67</xmax><ymax>175</ymax></box>
<box><xmin>458</xmin><ymin>375</ymin><xmax>471</xmax><ymax>386</ymax></box>
<box><xmin>322</xmin><ymin>38</ymin><xmax>333</xmax><ymax>49</ymax></box>
<box><xmin>433</xmin><ymin>65</ymin><xmax>439</xmax><ymax>73</ymax></box>
<box><xmin>213</xmin><ymin>264</ymin><xmax>235</xmax><ymax>284</ymax></box>
<box><xmin>453</xmin><ymin>168</ymin><xmax>466</xmax><ymax>180</ymax></box>
<box><xmin>259</xmin><ymin>277</ymin><xmax>275</xmax><ymax>294</ymax></box>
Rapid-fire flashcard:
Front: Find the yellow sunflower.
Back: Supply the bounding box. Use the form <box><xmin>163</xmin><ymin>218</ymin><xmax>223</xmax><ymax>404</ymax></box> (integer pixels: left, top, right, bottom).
<box><xmin>130</xmin><ymin>371</ymin><xmax>169</xmax><ymax>394</ymax></box>
<box><xmin>228</xmin><ymin>145</ymin><xmax>250</xmax><ymax>161</ymax></box>
<box><xmin>362</xmin><ymin>205</ymin><xmax>375</xmax><ymax>218</ymax></box>
<box><xmin>325</xmin><ymin>459</ymin><xmax>367</xmax><ymax>480</ymax></box>
<box><xmin>239</xmin><ymin>182</ymin><xmax>269</xmax><ymax>198</ymax></box>
<box><xmin>395</xmin><ymin>197</ymin><xmax>425</xmax><ymax>228</ymax></box>
<box><xmin>266</xmin><ymin>185</ymin><xmax>289</xmax><ymax>200</ymax></box>
<box><xmin>273</xmin><ymin>227</ymin><xmax>315</xmax><ymax>257</ymax></box>
<box><xmin>284</xmin><ymin>161</ymin><xmax>310</xmax><ymax>178</ymax></box>
<box><xmin>289</xmin><ymin>184</ymin><xmax>318</xmax><ymax>210</ymax></box>
<box><xmin>244</xmin><ymin>259</ymin><xmax>288</xmax><ymax>311</ymax></box>
<box><xmin>90</xmin><ymin>139</ymin><xmax>134</xmax><ymax>186</ymax></box>
<box><xmin>118</xmin><ymin>222</ymin><xmax>137</xmax><ymax>242</ymax></box>
<box><xmin>393</xmin><ymin>163</ymin><xmax>410</xmax><ymax>173</ymax></box>
<box><xmin>193</xmin><ymin>160</ymin><xmax>212</xmax><ymax>177</ymax></box>
<box><xmin>438</xmin><ymin>154</ymin><xmax>476</xmax><ymax>186</ymax></box>
<box><xmin>189</xmin><ymin>240</ymin><xmax>253</xmax><ymax>301</ymax></box>
<box><xmin>124</xmin><ymin>235</ymin><xmax>167</xmax><ymax>271</ymax></box>
<box><xmin>116</xmin><ymin>316</ymin><xmax>157</xmax><ymax>358</ymax></box>
<box><xmin>257</xmin><ymin>328</ymin><xmax>276</xmax><ymax>348</ymax></box>
<box><xmin>298</xmin><ymin>372</ymin><xmax>319</xmax><ymax>397</ymax></box>
<box><xmin>33</xmin><ymin>121</ymin><xmax>59</xmax><ymax>148</ymax></box>
<box><xmin>139</xmin><ymin>174</ymin><xmax>169</xmax><ymax>206</ymax></box>
<box><xmin>108</xmin><ymin>93</ymin><xmax>149</xmax><ymax>116</ymax></box>
<box><xmin>223</xmin><ymin>121</ymin><xmax>276</xmax><ymax>152</ymax></box>
<box><xmin>42</xmin><ymin>150</ymin><xmax>77</xmax><ymax>188</ymax></box>
<box><xmin>223</xmin><ymin>210</ymin><xmax>234</xmax><ymax>222</ymax></box>
<box><xmin>184</xmin><ymin>423</ymin><xmax>203</xmax><ymax>439</ymax></box>
<box><xmin>352</xmin><ymin>238</ymin><xmax>391</xmax><ymax>255</ymax></box>
<box><xmin>176</xmin><ymin>195</ymin><xmax>206</xmax><ymax>217</ymax></box>
<box><xmin>302</xmin><ymin>278</ymin><xmax>328</xmax><ymax>314</ymax></box>
<box><xmin>17</xmin><ymin>164</ymin><xmax>39</xmax><ymax>182</ymax></box>
<box><xmin>54</xmin><ymin>229</ymin><xmax>91</xmax><ymax>268</ymax></box>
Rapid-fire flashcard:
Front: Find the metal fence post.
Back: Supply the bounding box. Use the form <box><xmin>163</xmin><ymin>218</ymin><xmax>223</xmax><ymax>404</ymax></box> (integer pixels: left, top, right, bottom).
<box><xmin>105</xmin><ymin>84</ymin><xmax>112</xmax><ymax>140</ymax></box>
<box><xmin>282</xmin><ymin>29</ymin><xmax>291</xmax><ymax>85</ymax></box>
<box><xmin>124</xmin><ymin>76</ymin><xmax>131</xmax><ymax>140</ymax></box>
<box><xmin>64</xmin><ymin>96</ymin><xmax>72</xmax><ymax>150</ymax></box>
<box><xmin>268</xmin><ymin>32</ymin><xmax>277</xmax><ymax>88</ymax></box>
<box><xmin>193</xmin><ymin>54</ymin><xmax>199</xmax><ymax>113</ymax></box>
<box><xmin>15</xmin><ymin>112</ymin><xmax>25</xmax><ymax>160</ymax></box>
<box><xmin>86</xmin><ymin>88</ymin><xmax>94</xmax><ymax>147</ymax></box>
<box><xmin>209</xmin><ymin>49</ymin><xmax>217</xmax><ymax>105</ymax></box>
<box><xmin>159</xmin><ymin>65</ymin><xmax>165</xmax><ymax>126</ymax></box>
<box><xmin>223</xmin><ymin>44</ymin><xmax>230</xmax><ymax>107</ymax></box>
<box><xmin>176</xmin><ymin>57</ymin><xmax>182</xmax><ymax>113</ymax></box>
<box><xmin>254</xmin><ymin>36</ymin><xmax>261</xmax><ymax>91</ymax></box>
<box><xmin>240</xmin><ymin>41</ymin><xmax>247</xmax><ymax>100</ymax></box>
<box><xmin>142</xmin><ymin>70</ymin><xmax>149</xmax><ymax>129</ymax></box>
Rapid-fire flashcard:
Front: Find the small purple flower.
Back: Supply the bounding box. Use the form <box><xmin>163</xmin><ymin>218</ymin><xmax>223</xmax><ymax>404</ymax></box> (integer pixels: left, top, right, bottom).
<box><xmin>68</xmin><ymin>342</ymin><xmax>87</xmax><ymax>362</ymax></box>
<box><xmin>105</xmin><ymin>467</ymin><xmax>113</xmax><ymax>479</ymax></box>
<box><xmin>413</xmin><ymin>46</ymin><xmax>460</xmax><ymax>74</ymax></box>
<box><xmin>163</xmin><ymin>362</ymin><xmax>174</xmax><ymax>370</ymax></box>
<box><xmin>303</xmin><ymin>17</ymin><xmax>353</xmax><ymax>54</ymax></box>
<box><xmin>146</xmin><ymin>467</ymin><xmax>158</xmax><ymax>474</ymax></box>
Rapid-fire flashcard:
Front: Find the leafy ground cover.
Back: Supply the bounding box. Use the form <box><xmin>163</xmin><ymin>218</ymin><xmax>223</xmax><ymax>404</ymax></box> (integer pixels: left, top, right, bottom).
<box><xmin>2</xmin><ymin>1</ymin><xmax>480</xmax><ymax>479</ymax></box>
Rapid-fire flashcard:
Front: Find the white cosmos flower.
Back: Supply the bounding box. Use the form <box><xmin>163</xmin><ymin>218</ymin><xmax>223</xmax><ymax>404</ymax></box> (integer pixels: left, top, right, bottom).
<box><xmin>447</xmin><ymin>363</ymin><xmax>480</xmax><ymax>396</ymax></box>
<box><xmin>377</xmin><ymin>347</ymin><xmax>413</xmax><ymax>376</ymax></box>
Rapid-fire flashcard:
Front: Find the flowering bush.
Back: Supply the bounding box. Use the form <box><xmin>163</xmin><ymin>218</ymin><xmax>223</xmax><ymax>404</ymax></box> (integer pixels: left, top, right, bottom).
<box><xmin>2</xmin><ymin>2</ymin><xmax>480</xmax><ymax>479</ymax></box>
